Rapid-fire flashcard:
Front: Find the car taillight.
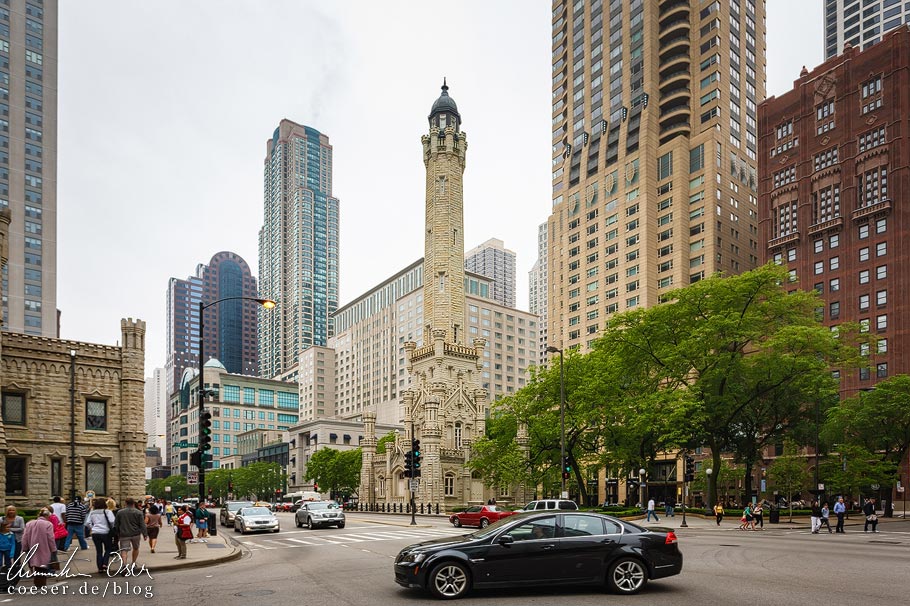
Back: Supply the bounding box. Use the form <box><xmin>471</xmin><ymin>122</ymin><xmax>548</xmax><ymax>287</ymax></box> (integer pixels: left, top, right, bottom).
<box><xmin>665</xmin><ymin>531</ymin><xmax>678</xmax><ymax>544</ymax></box>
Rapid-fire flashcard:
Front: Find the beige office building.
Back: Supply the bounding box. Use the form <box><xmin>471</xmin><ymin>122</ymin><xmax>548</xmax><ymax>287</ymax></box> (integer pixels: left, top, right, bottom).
<box><xmin>547</xmin><ymin>0</ymin><xmax>765</xmax><ymax>351</ymax></box>
<box><xmin>2</xmin><ymin>0</ymin><xmax>57</xmax><ymax>336</ymax></box>
<box><xmin>297</xmin><ymin>259</ymin><xmax>538</xmax><ymax>426</ymax></box>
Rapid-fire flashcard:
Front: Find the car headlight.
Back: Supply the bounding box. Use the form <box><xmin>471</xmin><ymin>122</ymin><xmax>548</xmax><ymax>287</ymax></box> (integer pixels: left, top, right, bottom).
<box><xmin>399</xmin><ymin>552</ymin><xmax>427</xmax><ymax>564</ymax></box>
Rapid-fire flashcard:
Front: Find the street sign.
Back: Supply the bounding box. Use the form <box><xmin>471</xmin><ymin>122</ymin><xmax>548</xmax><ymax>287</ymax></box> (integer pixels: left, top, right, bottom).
<box><xmin>818</xmin><ymin>483</ymin><xmax>825</xmax><ymax>491</ymax></box>
<box><xmin>173</xmin><ymin>441</ymin><xmax>199</xmax><ymax>449</ymax></box>
<box><xmin>560</xmin><ymin>490</ymin><xmax>569</xmax><ymax>499</ymax></box>
<box><xmin>164</xmin><ymin>486</ymin><xmax>171</xmax><ymax>493</ymax></box>
<box><xmin>409</xmin><ymin>479</ymin><xmax>419</xmax><ymax>492</ymax></box>
<box><xmin>187</xmin><ymin>470</ymin><xmax>199</xmax><ymax>485</ymax></box>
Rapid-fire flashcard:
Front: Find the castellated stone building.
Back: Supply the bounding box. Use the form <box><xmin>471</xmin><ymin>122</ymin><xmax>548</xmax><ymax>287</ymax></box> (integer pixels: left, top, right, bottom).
<box><xmin>0</xmin><ymin>210</ymin><xmax>147</xmax><ymax>506</ymax></box>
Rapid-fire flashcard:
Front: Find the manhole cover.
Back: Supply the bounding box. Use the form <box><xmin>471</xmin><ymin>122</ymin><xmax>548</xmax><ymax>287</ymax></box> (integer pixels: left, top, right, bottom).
<box><xmin>718</xmin><ymin>544</ymin><xmax>740</xmax><ymax>547</ymax></box>
<box><xmin>869</xmin><ymin>540</ymin><xmax>901</xmax><ymax>545</ymax></box>
<box><xmin>234</xmin><ymin>590</ymin><xmax>275</xmax><ymax>597</ymax></box>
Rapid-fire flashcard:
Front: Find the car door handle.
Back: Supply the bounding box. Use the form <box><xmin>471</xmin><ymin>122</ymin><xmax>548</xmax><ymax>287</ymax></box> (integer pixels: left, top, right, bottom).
<box><xmin>540</xmin><ymin>543</ymin><xmax>557</xmax><ymax>550</ymax></box>
<box><xmin>600</xmin><ymin>538</ymin><xmax>615</xmax><ymax>544</ymax></box>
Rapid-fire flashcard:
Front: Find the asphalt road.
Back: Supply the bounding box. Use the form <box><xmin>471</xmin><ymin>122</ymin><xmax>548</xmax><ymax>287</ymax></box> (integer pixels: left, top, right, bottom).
<box><xmin>6</xmin><ymin>512</ymin><xmax>909</xmax><ymax>605</ymax></box>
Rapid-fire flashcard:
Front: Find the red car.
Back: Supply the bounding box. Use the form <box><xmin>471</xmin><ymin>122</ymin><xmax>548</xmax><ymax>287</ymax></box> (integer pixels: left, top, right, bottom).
<box><xmin>448</xmin><ymin>505</ymin><xmax>517</xmax><ymax>529</ymax></box>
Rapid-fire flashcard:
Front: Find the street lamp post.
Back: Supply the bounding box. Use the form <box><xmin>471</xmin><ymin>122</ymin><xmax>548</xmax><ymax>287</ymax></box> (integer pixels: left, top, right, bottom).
<box><xmin>706</xmin><ymin>468</ymin><xmax>714</xmax><ymax>515</ymax></box>
<box><xmin>639</xmin><ymin>468</ymin><xmax>646</xmax><ymax>510</ymax></box>
<box><xmin>196</xmin><ymin>296</ymin><xmax>275</xmax><ymax>502</ymax></box>
<box><xmin>546</xmin><ymin>346</ymin><xmax>567</xmax><ymax>499</ymax></box>
<box><xmin>69</xmin><ymin>349</ymin><xmax>77</xmax><ymax>501</ymax></box>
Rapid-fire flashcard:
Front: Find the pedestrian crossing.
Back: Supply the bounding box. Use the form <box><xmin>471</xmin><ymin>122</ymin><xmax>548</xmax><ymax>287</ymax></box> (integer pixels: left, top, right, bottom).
<box><xmin>236</xmin><ymin>526</ymin><xmax>463</xmax><ymax>551</ymax></box>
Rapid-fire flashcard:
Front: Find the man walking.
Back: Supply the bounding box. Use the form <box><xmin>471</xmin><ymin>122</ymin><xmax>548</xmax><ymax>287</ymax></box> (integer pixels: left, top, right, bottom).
<box><xmin>665</xmin><ymin>496</ymin><xmax>675</xmax><ymax>518</ymax></box>
<box><xmin>863</xmin><ymin>497</ymin><xmax>879</xmax><ymax>533</ymax></box>
<box><xmin>834</xmin><ymin>496</ymin><xmax>846</xmax><ymax>533</ymax></box>
<box><xmin>62</xmin><ymin>495</ymin><xmax>88</xmax><ymax>551</ymax></box>
<box><xmin>50</xmin><ymin>496</ymin><xmax>66</xmax><ymax>521</ymax></box>
<box><xmin>114</xmin><ymin>498</ymin><xmax>148</xmax><ymax>566</ymax></box>
<box><xmin>646</xmin><ymin>498</ymin><xmax>659</xmax><ymax>522</ymax></box>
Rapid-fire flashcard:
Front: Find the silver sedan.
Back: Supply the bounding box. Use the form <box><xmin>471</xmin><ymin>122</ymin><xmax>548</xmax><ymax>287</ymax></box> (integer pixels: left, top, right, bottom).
<box><xmin>234</xmin><ymin>506</ymin><xmax>280</xmax><ymax>534</ymax></box>
<box><xmin>295</xmin><ymin>501</ymin><xmax>345</xmax><ymax>529</ymax></box>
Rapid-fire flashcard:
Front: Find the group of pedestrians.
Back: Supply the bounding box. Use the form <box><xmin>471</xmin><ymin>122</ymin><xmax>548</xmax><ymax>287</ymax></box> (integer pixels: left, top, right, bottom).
<box><xmin>738</xmin><ymin>502</ymin><xmax>765</xmax><ymax>530</ymax></box>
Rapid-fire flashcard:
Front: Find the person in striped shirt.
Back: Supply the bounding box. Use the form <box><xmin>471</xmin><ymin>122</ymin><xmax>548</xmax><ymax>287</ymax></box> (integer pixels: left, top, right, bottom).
<box><xmin>62</xmin><ymin>496</ymin><xmax>89</xmax><ymax>551</ymax></box>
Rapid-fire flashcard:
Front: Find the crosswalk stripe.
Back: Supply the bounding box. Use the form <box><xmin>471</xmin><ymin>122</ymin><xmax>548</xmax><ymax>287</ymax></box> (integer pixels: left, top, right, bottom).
<box><xmin>285</xmin><ymin>538</ymin><xmax>318</xmax><ymax>545</ymax></box>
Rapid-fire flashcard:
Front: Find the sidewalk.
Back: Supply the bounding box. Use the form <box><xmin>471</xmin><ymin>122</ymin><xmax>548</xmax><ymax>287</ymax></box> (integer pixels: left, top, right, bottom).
<box><xmin>634</xmin><ymin>512</ymin><xmax>905</xmax><ymax>531</ymax></box>
<box><xmin>58</xmin><ymin>528</ymin><xmax>241</xmax><ymax>576</ymax></box>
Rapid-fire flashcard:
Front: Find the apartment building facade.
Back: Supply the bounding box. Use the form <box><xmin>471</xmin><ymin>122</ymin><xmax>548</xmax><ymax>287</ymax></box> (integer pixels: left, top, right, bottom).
<box><xmin>547</xmin><ymin>0</ymin><xmax>766</xmax><ymax>352</ymax></box>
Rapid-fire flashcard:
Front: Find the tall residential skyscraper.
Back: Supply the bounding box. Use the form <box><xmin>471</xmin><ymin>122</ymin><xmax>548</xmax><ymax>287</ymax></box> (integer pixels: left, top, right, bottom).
<box><xmin>528</xmin><ymin>222</ymin><xmax>548</xmax><ymax>366</ymax></box>
<box><xmin>546</xmin><ymin>0</ymin><xmax>765</xmax><ymax>352</ymax></box>
<box><xmin>824</xmin><ymin>0</ymin><xmax>910</xmax><ymax>59</ymax></box>
<box><xmin>1</xmin><ymin>0</ymin><xmax>57</xmax><ymax>337</ymax></box>
<box><xmin>464</xmin><ymin>238</ymin><xmax>517</xmax><ymax>308</ymax></box>
<box><xmin>258</xmin><ymin>120</ymin><xmax>339</xmax><ymax>379</ymax></box>
<box><xmin>165</xmin><ymin>251</ymin><xmax>259</xmax><ymax>395</ymax></box>
<box><xmin>144</xmin><ymin>367</ymin><xmax>167</xmax><ymax>457</ymax></box>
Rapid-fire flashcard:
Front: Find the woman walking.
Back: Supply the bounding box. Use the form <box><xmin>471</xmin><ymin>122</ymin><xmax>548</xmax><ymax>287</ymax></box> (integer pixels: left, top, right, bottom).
<box><xmin>739</xmin><ymin>503</ymin><xmax>754</xmax><ymax>530</ymax></box>
<box><xmin>21</xmin><ymin>509</ymin><xmax>57</xmax><ymax>587</ymax></box>
<box><xmin>810</xmin><ymin>500</ymin><xmax>822</xmax><ymax>533</ymax></box>
<box><xmin>752</xmin><ymin>501</ymin><xmax>764</xmax><ymax>530</ymax></box>
<box><xmin>84</xmin><ymin>497</ymin><xmax>116</xmax><ymax>573</ymax></box>
<box><xmin>819</xmin><ymin>502</ymin><xmax>833</xmax><ymax>533</ymax></box>
<box><xmin>145</xmin><ymin>504</ymin><xmax>162</xmax><ymax>553</ymax></box>
<box><xmin>47</xmin><ymin>508</ymin><xmax>67</xmax><ymax>550</ymax></box>
<box><xmin>4</xmin><ymin>506</ymin><xmax>24</xmax><ymax>557</ymax></box>
<box><xmin>713</xmin><ymin>502</ymin><xmax>725</xmax><ymax>525</ymax></box>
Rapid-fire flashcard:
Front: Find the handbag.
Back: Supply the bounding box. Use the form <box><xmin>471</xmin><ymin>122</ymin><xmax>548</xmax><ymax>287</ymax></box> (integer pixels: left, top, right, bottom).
<box><xmin>867</xmin><ymin>514</ymin><xmax>877</xmax><ymax>522</ymax></box>
<box><xmin>102</xmin><ymin>510</ymin><xmax>118</xmax><ymax>542</ymax></box>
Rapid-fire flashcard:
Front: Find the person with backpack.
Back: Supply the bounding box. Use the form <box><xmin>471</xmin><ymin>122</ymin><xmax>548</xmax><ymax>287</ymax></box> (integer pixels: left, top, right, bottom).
<box><xmin>84</xmin><ymin>498</ymin><xmax>116</xmax><ymax>573</ymax></box>
<box><xmin>174</xmin><ymin>505</ymin><xmax>193</xmax><ymax>559</ymax></box>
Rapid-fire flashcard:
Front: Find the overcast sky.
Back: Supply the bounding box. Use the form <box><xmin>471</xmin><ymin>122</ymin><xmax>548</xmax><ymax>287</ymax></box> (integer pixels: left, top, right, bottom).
<box><xmin>56</xmin><ymin>1</ymin><xmax>823</xmax><ymax>373</ymax></box>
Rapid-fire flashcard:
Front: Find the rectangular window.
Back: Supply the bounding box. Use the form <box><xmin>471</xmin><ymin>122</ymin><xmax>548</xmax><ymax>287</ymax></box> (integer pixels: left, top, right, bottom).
<box><xmin>86</xmin><ymin>400</ymin><xmax>107</xmax><ymax>430</ymax></box>
<box><xmin>5</xmin><ymin>457</ymin><xmax>25</xmax><ymax>496</ymax></box>
<box><xmin>876</xmin><ymin>290</ymin><xmax>887</xmax><ymax>306</ymax></box>
<box><xmin>50</xmin><ymin>459</ymin><xmax>62</xmax><ymax>499</ymax></box>
<box><xmin>1</xmin><ymin>392</ymin><xmax>25</xmax><ymax>425</ymax></box>
<box><xmin>85</xmin><ymin>461</ymin><xmax>107</xmax><ymax>496</ymax></box>
<box><xmin>223</xmin><ymin>385</ymin><xmax>240</xmax><ymax>402</ymax></box>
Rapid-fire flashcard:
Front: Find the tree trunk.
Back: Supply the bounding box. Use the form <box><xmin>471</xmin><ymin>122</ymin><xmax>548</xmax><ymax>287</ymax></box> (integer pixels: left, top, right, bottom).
<box><xmin>742</xmin><ymin>460</ymin><xmax>754</xmax><ymax>504</ymax></box>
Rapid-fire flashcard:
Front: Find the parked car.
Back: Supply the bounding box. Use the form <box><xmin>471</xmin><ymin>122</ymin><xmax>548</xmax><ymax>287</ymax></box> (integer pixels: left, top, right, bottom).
<box><xmin>234</xmin><ymin>506</ymin><xmax>280</xmax><ymax>534</ymax></box>
<box><xmin>448</xmin><ymin>505</ymin><xmax>517</xmax><ymax>529</ymax></box>
<box><xmin>395</xmin><ymin>511</ymin><xmax>682</xmax><ymax>599</ymax></box>
<box><xmin>295</xmin><ymin>500</ymin><xmax>346</xmax><ymax>529</ymax></box>
<box><xmin>516</xmin><ymin>499</ymin><xmax>579</xmax><ymax>512</ymax></box>
<box><xmin>220</xmin><ymin>501</ymin><xmax>254</xmax><ymax>527</ymax></box>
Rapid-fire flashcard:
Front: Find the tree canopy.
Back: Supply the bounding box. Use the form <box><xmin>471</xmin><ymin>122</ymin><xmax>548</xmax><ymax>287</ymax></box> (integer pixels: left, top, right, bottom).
<box><xmin>306</xmin><ymin>448</ymin><xmax>361</xmax><ymax>498</ymax></box>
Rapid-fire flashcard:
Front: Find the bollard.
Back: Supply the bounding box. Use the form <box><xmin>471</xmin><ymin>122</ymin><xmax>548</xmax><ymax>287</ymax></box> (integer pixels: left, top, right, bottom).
<box><xmin>436</xmin><ymin>503</ymin><xmax>440</xmax><ymax>514</ymax></box>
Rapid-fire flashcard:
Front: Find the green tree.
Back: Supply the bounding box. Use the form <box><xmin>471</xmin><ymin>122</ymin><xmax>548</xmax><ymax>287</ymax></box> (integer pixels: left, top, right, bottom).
<box><xmin>601</xmin><ymin>264</ymin><xmax>858</xmax><ymax>508</ymax></box>
<box><xmin>232</xmin><ymin>462</ymin><xmax>286</xmax><ymax>500</ymax></box>
<box><xmin>146</xmin><ymin>475</ymin><xmax>189</xmax><ymax>501</ymax></box>
<box><xmin>306</xmin><ymin>448</ymin><xmax>362</xmax><ymax>499</ymax></box>
<box><xmin>819</xmin><ymin>444</ymin><xmax>897</xmax><ymax>507</ymax></box>
<box><xmin>375</xmin><ymin>432</ymin><xmax>397</xmax><ymax>455</ymax></box>
<box><xmin>767</xmin><ymin>442</ymin><xmax>810</xmax><ymax>522</ymax></box>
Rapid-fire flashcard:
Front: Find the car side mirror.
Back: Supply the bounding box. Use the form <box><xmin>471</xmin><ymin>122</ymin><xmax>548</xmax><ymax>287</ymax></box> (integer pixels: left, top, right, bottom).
<box><xmin>497</xmin><ymin>534</ymin><xmax>515</xmax><ymax>546</ymax></box>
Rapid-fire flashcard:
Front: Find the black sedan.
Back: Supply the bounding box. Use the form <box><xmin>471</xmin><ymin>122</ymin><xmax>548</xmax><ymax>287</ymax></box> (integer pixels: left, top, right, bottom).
<box><xmin>394</xmin><ymin>511</ymin><xmax>682</xmax><ymax>599</ymax></box>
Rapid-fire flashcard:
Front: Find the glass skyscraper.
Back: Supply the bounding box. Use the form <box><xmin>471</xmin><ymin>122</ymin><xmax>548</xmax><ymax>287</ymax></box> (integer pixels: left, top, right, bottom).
<box><xmin>258</xmin><ymin>120</ymin><xmax>339</xmax><ymax>379</ymax></box>
<box><xmin>824</xmin><ymin>0</ymin><xmax>910</xmax><ymax>59</ymax></box>
<box><xmin>1</xmin><ymin>0</ymin><xmax>56</xmax><ymax>336</ymax></box>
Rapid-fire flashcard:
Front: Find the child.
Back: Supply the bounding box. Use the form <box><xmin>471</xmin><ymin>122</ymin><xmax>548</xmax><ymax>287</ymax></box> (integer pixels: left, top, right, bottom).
<box><xmin>0</xmin><ymin>521</ymin><xmax>16</xmax><ymax>567</ymax></box>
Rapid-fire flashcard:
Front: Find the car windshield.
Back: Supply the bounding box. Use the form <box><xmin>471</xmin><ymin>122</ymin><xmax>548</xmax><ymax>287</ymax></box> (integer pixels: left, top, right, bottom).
<box><xmin>308</xmin><ymin>502</ymin><xmax>338</xmax><ymax>510</ymax></box>
<box><xmin>240</xmin><ymin>507</ymin><xmax>271</xmax><ymax>516</ymax></box>
<box><xmin>468</xmin><ymin>515</ymin><xmax>520</xmax><ymax>540</ymax></box>
<box><xmin>228</xmin><ymin>502</ymin><xmax>253</xmax><ymax>512</ymax></box>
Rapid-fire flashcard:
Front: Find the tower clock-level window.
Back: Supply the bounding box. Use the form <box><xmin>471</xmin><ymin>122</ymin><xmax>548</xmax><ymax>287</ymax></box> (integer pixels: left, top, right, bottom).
<box><xmin>439</xmin><ymin>113</ymin><xmax>447</xmax><ymax>129</ymax></box>
<box><xmin>444</xmin><ymin>473</ymin><xmax>455</xmax><ymax>497</ymax></box>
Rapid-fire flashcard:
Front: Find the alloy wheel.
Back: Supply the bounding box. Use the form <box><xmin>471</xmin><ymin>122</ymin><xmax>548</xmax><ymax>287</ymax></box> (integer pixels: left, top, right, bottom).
<box><xmin>610</xmin><ymin>559</ymin><xmax>646</xmax><ymax>594</ymax></box>
<box><xmin>431</xmin><ymin>563</ymin><xmax>469</xmax><ymax>599</ymax></box>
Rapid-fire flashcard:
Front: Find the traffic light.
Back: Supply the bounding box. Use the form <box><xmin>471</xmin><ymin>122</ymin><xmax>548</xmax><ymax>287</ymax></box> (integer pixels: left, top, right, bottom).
<box><xmin>200</xmin><ymin>410</ymin><xmax>213</xmax><ymax>451</ymax></box>
<box><xmin>562</xmin><ymin>455</ymin><xmax>572</xmax><ymax>480</ymax></box>
<box><xmin>404</xmin><ymin>451</ymin><xmax>413</xmax><ymax>475</ymax></box>
<box><xmin>684</xmin><ymin>455</ymin><xmax>695</xmax><ymax>482</ymax></box>
<box><xmin>190</xmin><ymin>450</ymin><xmax>201</xmax><ymax>468</ymax></box>
<box><xmin>412</xmin><ymin>440</ymin><xmax>422</xmax><ymax>477</ymax></box>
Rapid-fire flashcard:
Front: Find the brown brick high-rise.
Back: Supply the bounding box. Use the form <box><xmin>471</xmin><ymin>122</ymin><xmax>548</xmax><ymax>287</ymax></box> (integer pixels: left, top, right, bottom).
<box><xmin>758</xmin><ymin>26</ymin><xmax>910</xmax><ymax>396</ymax></box>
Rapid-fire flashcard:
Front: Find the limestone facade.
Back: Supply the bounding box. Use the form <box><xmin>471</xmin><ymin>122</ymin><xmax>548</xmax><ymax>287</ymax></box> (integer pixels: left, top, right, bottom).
<box><xmin>0</xmin><ymin>318</ymin><xmax>148</xmax><ymax>507</ymax></box>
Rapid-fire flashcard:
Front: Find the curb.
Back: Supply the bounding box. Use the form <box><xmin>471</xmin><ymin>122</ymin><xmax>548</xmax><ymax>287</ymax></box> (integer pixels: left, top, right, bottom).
<box><xmin>143</xmin><ymin>537</ymin><xmax>242</xmax><ymax>573</ymax></box>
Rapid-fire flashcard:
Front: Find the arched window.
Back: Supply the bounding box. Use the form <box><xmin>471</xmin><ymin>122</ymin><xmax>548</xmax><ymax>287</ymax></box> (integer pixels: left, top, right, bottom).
<box><xmin>378</xmin><ymin>476</ymin><xmax>385</xmax><ymax>497</ymax></box>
